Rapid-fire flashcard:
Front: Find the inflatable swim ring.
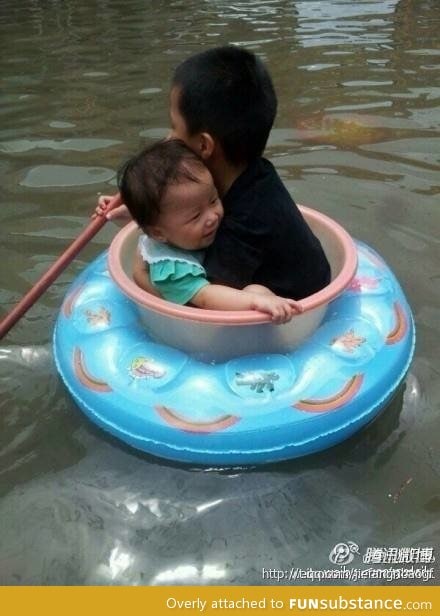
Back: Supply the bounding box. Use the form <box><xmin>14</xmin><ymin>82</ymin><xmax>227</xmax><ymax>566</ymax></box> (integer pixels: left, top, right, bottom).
<box><xmin>54</xmin><ymin>208</ymin><xmax>415</xmax><ymax>465</ymax></box>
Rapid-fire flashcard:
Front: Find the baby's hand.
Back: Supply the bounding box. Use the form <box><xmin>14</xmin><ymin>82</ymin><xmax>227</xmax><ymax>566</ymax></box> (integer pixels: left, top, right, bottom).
<box><xmin>251</xmin><ymin>295</ymin><xmax>303</xmax><ymax>324</ymax></box>
<box><xmin>93</xmin><ymin>194</ymin><xmax>132</xmax><ymax>226</ymax></box>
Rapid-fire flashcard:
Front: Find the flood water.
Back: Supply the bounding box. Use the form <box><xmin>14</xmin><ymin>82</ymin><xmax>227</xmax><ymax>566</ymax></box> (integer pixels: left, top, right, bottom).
<box><xmin>0</xmin><ymin>0</ymin><xmax>439</xmax><ymax>585</ymax></box>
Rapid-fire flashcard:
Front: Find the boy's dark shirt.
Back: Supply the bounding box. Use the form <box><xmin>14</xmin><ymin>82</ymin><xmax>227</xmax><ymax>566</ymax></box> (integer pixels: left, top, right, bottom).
<box><xmin>204</xmin><ymin>158</ymin><xmax>331</xmax><ymax>299</ymax></box>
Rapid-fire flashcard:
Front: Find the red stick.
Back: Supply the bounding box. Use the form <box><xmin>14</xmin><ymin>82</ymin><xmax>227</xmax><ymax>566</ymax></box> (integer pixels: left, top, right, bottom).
<box><xmin>0</xmin><ymin>194</ymin><xmax>122</xmax><ymax>340</ymax></box>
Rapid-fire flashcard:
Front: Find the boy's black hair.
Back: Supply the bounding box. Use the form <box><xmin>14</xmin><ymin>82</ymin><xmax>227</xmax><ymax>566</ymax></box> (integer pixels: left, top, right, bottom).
<box><xmin>118</xmin><ymin>139</ymin><xmax>205</xmax><ymax>230</ymax></box>
<box><xmin>172</xmin><ymin>45</ymin><xmax>277</xmax><ymax>165</ymax></box>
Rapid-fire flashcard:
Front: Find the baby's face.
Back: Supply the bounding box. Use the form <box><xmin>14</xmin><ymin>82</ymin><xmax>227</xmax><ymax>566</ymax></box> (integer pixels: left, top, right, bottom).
<box><xmin>153</xmin><ymin>166</ymin><xmax>223</xmax><ymax>251</ymax></box>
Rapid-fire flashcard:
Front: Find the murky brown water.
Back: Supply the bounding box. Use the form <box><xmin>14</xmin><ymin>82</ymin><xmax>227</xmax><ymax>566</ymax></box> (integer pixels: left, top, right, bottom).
<box><xmin>0</xmin><ymin>0</ymin><xmax>439</xmax><ymax>585</ymax></box>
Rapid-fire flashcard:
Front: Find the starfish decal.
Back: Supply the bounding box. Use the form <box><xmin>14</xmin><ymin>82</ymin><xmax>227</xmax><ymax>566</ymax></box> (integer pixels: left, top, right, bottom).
<box><xmin>331</xmin><ymin>329</ymin><xmax>366</xmax><ymax>353</ymax></box>
<box><xmin>84</xmin><ymin>307</ymin><xmax>111</xmax><ymax>326</ymax></box>
<box><xmin>348</xmin><ymin>276</ymin><xmax>379</xmax><ymax>292</ymax></box>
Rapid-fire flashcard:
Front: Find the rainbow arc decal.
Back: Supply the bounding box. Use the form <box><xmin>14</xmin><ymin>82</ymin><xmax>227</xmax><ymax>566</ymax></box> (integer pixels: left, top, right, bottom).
<box><xmin>294</xmin><ymin>374</ymin><xmax>364</xmax><ymax>413</ymax></box>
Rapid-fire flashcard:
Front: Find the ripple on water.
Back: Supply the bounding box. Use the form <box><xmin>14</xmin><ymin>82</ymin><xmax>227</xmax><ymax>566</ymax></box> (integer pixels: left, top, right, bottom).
<box><xmin>139</xmin><ymin>87</ymin><xmax>162</xmax><ymax>95</ymax></box>
<box><xmin>298</xmin><ymin>63</ymin><xmax>340</xmax><ymax>72</ymax></box>
<box><xmin>48</xmin><ymin>121</ymin><xmax>77</xmax><ymax>129</ymax></box>
<box><xmin>82</xmin><ymin>71</ymin><xmax>110</xmax><ymax>78</ymax></box>
<box><xmin>0</xmin><ymin>0</ymin><xmax>438</xmax><ymax>586</ymax></box>
<box><xmin>20</xmin><ymin>165</ymin><xmax>115</xmax><ymax>188</ymax></box>
<box><xmin>0</xmin><ymin>138</ymin><xmax>121</xmax><ymax>153</ymax></box>
<box><xmin>361</xmin><ymin>138</ymin><xmax>440</xmax><ymax>167</ymax></box>
<box><xmin>139</xmin><ymin>128</ymin><xmax>169</xmax><ymax>139</ymax></box>
<box><xmin>0</xmin><ymin>94</ymin><xmax>36</xmax><ymax>105</ymax></box>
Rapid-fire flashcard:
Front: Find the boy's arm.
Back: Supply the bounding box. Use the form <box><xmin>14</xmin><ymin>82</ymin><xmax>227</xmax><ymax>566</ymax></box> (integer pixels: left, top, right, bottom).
<box><xmin>132</xmin><ymin>250</ymin><xmax>161</xmax><ymax>297</ymax></box>
<box><xmin>190</xmin><ymin>284</ymin><xmax>301</xmax><ymax>324</ymax></box>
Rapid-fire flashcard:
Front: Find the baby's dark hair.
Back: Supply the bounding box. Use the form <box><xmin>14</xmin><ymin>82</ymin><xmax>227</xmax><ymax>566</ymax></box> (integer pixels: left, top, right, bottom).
<box><xmin>118</xmin><ymin>139</ymin><xmax>206</xmax><ymax>230</ymax></box>
<box><xmin>172</xmin><ymin>45</ymin><xmax>277</xmax><ymax>165</ymax></box>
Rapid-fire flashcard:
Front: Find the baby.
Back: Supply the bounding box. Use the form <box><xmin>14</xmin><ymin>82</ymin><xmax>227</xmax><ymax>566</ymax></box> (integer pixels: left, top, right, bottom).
<box><xmin>118</xmin><ymin>139</ymin><xmax>302</xmax><ymax>324</ymax></box>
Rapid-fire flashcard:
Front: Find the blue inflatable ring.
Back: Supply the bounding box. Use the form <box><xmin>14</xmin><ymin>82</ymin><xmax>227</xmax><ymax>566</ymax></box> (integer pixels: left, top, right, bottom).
<box><xmin>54</xmin><ymin>241</ymin><xmax>415</xmax><ymax>465</ymax></box>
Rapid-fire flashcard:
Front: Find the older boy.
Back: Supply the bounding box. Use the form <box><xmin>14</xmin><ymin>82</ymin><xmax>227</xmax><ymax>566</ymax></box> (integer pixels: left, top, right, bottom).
<box><xmin>169</xmin><ymin>45</ymin><xmax>330</xmax><ymax>299</ymax></box>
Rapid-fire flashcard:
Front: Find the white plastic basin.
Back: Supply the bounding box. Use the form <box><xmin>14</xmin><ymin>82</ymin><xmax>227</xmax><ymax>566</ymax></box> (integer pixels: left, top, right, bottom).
<box><xmin>108</xmin><ymin>206</ymin><xmax>357</xmax><ymax>360</ymax></box>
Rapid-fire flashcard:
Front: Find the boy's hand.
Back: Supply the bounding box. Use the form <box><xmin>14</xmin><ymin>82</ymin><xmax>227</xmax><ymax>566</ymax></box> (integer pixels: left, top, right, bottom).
<box><xmin>93</xmin><ymin>194</ymin><xmax>132</xmax><ymax>226</ymax></box>
<box><xmin>250</xmin><ymin>295</ymin><xmax>303</xmax><ymax>324</ymax></box>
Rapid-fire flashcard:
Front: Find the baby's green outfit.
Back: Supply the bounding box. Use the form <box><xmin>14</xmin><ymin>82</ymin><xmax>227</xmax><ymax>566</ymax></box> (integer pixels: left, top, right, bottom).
<box><xmin>138</xmin><ymin>235</ymin><xmax>209</xmax><ymax>304</ymax></box>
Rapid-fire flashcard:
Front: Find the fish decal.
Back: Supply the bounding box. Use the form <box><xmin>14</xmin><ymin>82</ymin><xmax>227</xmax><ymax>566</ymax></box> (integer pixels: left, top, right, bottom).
<box><xmin>129</xmin><ymin>356</ymin><xmax>166</xmax><ymax>380</ymax></box>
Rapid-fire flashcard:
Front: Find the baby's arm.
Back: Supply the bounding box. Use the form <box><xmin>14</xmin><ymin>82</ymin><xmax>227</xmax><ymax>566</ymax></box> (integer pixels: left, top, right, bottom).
<box><xmin>132</xmin><ymin>249</ymin><xmax>161</xmax><ymax>297</ymax></box>
<box><xmin>131</xmin><ymin>256</ymin><xmax>302</xmax><ymax>323</ymax></box>
<box><xmin>190</xmin><ymin>284</ymin><xmax>302</xmax><ymax>324</ymax></box>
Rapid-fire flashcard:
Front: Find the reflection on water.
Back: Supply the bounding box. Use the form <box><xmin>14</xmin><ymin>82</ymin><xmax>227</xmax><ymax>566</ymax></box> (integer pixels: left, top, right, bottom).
<box><xmin>21</xmin><ymin>164</ymin><xmax>116</xmax><ymax>188</ymax></box>
<box><xmin>0</xmin><ymin>0</ymin><xmax>439</xmax><ymax>585</ymax></box>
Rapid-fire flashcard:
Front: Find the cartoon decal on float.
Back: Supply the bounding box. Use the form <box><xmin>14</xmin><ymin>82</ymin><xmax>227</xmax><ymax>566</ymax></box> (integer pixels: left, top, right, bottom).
<box><xmin>235</xmin><ymin>370</ymin><xmax>280</xmax><ymax>394</ymax></box>
<box><xmin>331</xmin><ymin>329</ymin><xmax>366</xmax><ymax>354</ymax></box>
<box><xmin>129</xmin><ymin>357</ymin><xmax>167</xmax><ymax>380</ymax></box>
<box><xmin>348</xmin><ymin>275</ymin><xmax>379</xmax><ymax>292</ymax></box>
<box><xmin>85</xmin><ymin>307</ymin><xmax>111</xmax><ymax>327</ymax></box>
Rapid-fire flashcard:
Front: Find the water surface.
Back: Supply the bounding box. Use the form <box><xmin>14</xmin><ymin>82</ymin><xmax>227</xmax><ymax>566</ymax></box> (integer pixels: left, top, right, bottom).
<box><xmin>0</xmin><ymin>0</ymin><xmax>439</xmax><ymax>585</ymax></box>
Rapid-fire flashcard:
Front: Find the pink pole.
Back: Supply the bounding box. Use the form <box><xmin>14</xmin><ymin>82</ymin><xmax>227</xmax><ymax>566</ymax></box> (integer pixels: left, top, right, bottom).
<box><xmin>0</xmin><ymin>193</ymin><xmax>122</xmax><ymax>340</ymax></box>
